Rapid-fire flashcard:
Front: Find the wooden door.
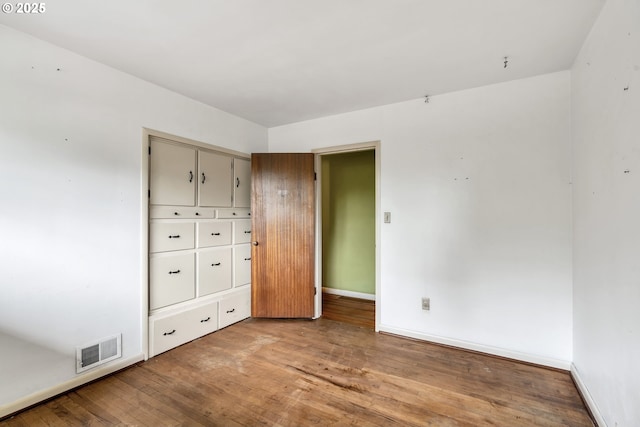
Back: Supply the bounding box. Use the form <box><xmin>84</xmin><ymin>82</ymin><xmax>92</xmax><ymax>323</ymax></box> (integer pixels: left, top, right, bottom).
<box><xmin>251</xmin><ymin>153</ymin><xmax>315</xmax><ymax>318</ymax></box>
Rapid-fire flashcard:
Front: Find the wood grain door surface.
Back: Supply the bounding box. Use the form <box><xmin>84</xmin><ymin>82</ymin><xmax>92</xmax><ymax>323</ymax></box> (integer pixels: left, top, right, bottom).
<box><xmin>251</xmin><ymin>153</ymin><xmax>315</xmax><ymax>318</ymax></box>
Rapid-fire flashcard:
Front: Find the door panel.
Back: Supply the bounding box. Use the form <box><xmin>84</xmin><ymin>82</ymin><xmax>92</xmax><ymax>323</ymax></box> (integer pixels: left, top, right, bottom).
<box><xmin>234</xmin><ymin>158</ymin><xmax>251</xmax><ymax>208</ymax></box>
<box><xmin>251</xmin><ymin>153</ymin><xmax>315</xmax><ymax>318</ymax></box>
<box><xmin>199</xmin><ymin>151</ymin><xmax>232</xmax><ymax>207</ymax></box>
<box><xmin>149</xmin><ymin>140</ymin><xmax>196</xmax><ymax>206</ymax></box>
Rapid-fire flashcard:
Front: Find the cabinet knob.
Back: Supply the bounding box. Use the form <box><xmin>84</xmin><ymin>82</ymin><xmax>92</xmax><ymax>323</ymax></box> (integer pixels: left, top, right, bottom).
<box><xmin>252</xmin><ymin>241</ymin><xmax>259</xmax><ymax>246</ymax></box>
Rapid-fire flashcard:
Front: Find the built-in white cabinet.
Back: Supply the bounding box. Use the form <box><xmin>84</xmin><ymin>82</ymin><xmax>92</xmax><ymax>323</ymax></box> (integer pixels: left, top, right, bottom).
<box><xmin>147</xmin><ymin>136</ymin><xmax>251</xmax><ymax>357</ymax></box>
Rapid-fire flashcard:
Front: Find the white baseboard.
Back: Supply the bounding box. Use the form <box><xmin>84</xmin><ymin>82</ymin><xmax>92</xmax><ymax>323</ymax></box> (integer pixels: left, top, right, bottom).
<box><xmin>322</xmin><ymin>287</ymin><xmax>375</xmax><ymax>301</ymax></box>
<box><xmin>571</xmin><ymin>363</ymin><xmax>606</xmax><ymax>426</ymax></box>
<box><xmin>378</xmin><ymin>324</ymin><xmax>571</xmax><ymax>370</ymax></box>
<box><xmin>0</xmin><ymin>353</ymin><xmax>144</xmax><ymax>419</ymax></box>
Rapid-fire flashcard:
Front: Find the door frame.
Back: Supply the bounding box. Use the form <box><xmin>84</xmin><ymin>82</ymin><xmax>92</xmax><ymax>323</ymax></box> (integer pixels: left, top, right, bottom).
<box><xmin>312</xmin><ymin>141</ymin><xmax>381</xmax><ymax>331</ymax></box>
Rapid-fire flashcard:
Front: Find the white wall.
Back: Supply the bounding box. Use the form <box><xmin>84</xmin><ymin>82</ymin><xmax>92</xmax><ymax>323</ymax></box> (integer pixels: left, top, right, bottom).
<box><xmin>571</xmin><ymin>0</ymin><xmax>640</xmax><ymax>425</ymax></box>
<box><xmin>270</xmin><ymin>71</ymin><xmax>573</xmax><ymax>367</ymax></box>
<box><xmin>0</xmin><ymin>25</ymin><xmax>267</xmax><ymax>410</ymax></box>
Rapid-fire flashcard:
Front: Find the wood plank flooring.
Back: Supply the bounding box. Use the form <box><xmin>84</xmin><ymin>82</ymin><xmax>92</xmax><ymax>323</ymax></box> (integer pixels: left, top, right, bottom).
<box><xmin>322</xmin><ymin>293</ymin><xmax>375</xmax><ymax>329</ymax></box>
<box><xmin>2</xmin><ymin>317</ymin><xmax>593</xmax><ymax>426</ymax></box>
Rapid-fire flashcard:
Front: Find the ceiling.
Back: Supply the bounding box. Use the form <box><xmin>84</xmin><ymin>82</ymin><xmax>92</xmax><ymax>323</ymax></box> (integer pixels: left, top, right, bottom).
<box><xmin>1</xmin><ymin>0</ymin><xmax>604</xmax><ymax>127</ymax></box>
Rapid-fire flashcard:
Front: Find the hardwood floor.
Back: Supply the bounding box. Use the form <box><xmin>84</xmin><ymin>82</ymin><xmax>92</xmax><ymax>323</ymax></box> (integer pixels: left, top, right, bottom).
<box><xmin>322</xmin><ymin>293</ymin><xmax>375</xmax><ymax>329</ymax></box>
<box><xmin>2</xmin><ymin>317</ymin><xmax>593</xmax><ymax>426</ymax></box>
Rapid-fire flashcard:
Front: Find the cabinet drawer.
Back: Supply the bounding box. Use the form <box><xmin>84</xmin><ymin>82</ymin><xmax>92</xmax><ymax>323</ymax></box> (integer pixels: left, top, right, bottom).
<box><xmin>198</xmin><ymin>222</ymin><xmax>232</xmax><ymax>248</ymax></box>
<box><xmin>234</xmin><ymin>244</ymin><xmax>252</xmax><ymax>287</ymax></box>
<box><xmin>198</xmin><ymin>248</ymin><xmax>232</xmax><ymax>297</ymax></box>
<box><xmin>233</xmin><ymin>220</ymin><xmax>252</xmax><ymax>244</ymax></box>
<box><xmin>217</xmin><ymin>208</ymin><xmax>251</xmax><ymax>219</ymax></box>
<box><xmin>187</xmin><ymin>301</ymin><xmax>220</xmax><ymax>339</ymax></box>
<box><xmin>150</xmin><ymin>308</ymin><xmax>192</xmax><ymax>356</ymax></box>
<box><xmin>149</xmin><ymin>301</ymin><xmax>219</xmax><ymax>357</ymax></box>
<box><xmin>150</xmin><ymin>206</ymin><xmax>215</xmax><ymax>219</ymax></box>
<box><xmin>150</xmin><ymin>253</ymin><xmax>195</xmax><ymax>310</ymax></box>
<box><xmin>219</xmin><ymin>290</ymin><xmax>251</xmax><ymax>329</ymax></box>
<box><xmin>150</xmin><ymin>222</ymin><xmax>195</xmax><ymax>253</ymax></box>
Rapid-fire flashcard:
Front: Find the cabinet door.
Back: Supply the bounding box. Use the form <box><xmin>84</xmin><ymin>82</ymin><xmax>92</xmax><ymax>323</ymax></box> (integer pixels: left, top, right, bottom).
<box><xmin>234</xmin><ymin>244</ymin><xmax>252</xmax><ymax>287</ymax></box>
<box><xmin>199</xmin><ymin>151</ymin><xmax>232</xmax><ymax>207</ymax></box>
<box><xmin>198</xmin><ymin>248</ymin><xmax>232</xmax><ymax>296</ymax></box>
<box><xmin>233</xmin><ymin>158</ymin><xmax>251</xmax><ymax>208</ymax></box>
<box><xmin>149</xmin><ymin>140</ymin><xmax>196</xmax><ymax>206</ymax></box>
<box><xmin>150</xmin><ymin>253</ymin><xmax>195</xmax><ymax>310</ymax></box>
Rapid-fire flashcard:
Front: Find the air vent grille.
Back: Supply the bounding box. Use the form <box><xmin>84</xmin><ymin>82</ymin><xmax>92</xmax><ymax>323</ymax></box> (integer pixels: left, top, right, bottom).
<box><xmin>76</xmin><ymin>334</ymin><xmax>122</xmax><ymax>373</ymax></box>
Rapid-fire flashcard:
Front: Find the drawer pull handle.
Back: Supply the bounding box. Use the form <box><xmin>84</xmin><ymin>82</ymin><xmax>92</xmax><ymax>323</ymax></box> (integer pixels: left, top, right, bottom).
<box><xmin>226</xmin><ymin>308</ymin><xmax>235</xmax><ymax>314</ymax></box>
<box><xmin>211</xmin><ymin>232</ymin><xmax>221</xmax><ymax>236</ymax></box>
<box><xmin>201</xmin><ymin>172</ymin><xmax>206</xmax><ymax>184</ymax></box>
<box><xmin>200</xmin><ymin>317</ymin><xmax>211</xmax><ymax>323</ymax></box>
<box><xmin>163</xmin><ymin>330</ymin><xmax>176</xmax><ymax>336</ymax></box>
<box><xmin>189</xmin><ymin>171</ymin><xmax>193</xmax><ymax>183</ymax></box>
<box><xmin>236</xmin><ymin>177</ymin><xmax>240</xmax><ymax>188</ymax></box>
<box><xmin>211</xmin><ymin>262</ymin><xmax>221</xmax><ymax>266</ymax></box>
<box><xmin>244</xmin><ymin>230</ymin><xmax>251</xmax><ymax>234</ymax></box>
<box><xmin>168</xmin><ymin>235</ymin><xmax>180</xmax><ymax>239</ymax></box>
<box><xmin>244</xmin><ymin>257</ymin><xmax>251</xmax><ymax>261</ymax></box>
<box><xmin>168</xmin><ymin>270</ymin><xmax>181</xmax><ymax>274</ymax></box>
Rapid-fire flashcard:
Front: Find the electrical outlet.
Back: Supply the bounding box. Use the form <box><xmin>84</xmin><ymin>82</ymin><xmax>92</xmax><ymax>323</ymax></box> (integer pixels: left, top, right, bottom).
<box><xmin>422</xmin><ymin>297</ymin><xmax>430</xmax><ymax>311</ymax></box>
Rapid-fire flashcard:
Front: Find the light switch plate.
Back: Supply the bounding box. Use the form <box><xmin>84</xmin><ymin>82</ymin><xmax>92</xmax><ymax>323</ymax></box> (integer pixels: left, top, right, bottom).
<box><xmin>384</xmin><ymin>212</ymin><xmax>391</xmax><ymax>223</ymax></box>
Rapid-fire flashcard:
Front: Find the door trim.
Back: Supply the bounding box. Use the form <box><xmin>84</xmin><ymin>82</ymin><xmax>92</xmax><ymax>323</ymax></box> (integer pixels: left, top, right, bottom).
<box><xmin>312</xmin><ymin>141</ymin><xmax>381</xmax><ymax>331</ymax></box>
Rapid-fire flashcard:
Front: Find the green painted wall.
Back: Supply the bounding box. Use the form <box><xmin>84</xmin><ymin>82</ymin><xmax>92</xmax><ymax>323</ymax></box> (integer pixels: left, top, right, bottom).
<box><xmin>322</xmin><ymin>150</ymin><xmax>375</xmax><ymax>295</ymax></box>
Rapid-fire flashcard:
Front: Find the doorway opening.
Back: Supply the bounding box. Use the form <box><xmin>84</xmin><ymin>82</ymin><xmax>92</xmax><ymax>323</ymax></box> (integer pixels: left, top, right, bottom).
<box><xmin>314</xmin><ymin>143</ymin><xmax>380</xmax><ymax>330</ymax></box>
